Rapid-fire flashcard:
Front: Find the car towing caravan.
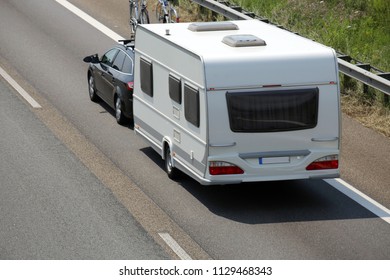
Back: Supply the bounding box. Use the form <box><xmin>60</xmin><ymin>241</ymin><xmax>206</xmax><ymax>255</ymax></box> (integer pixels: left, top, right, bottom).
<box><xmin>133</xmin><ymin>20</ymin><xmax>340</xmax><ymax>185</ymax></box>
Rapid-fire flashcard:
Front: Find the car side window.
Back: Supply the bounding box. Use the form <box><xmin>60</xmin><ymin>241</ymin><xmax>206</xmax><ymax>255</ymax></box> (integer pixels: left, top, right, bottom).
<box><xmin>101</xmin><ymin>49</ymin><xmax>118</xmax><ymax>67</ymax></box>
<box><xmin>122</xmin><ymin>55</ymin><xmax>133</xmax><ymax>75</ymax></box>
<box><xmin>112</xmin><ymin>50</ymin><xmax>126</xmax><ymax>71</ymax></box>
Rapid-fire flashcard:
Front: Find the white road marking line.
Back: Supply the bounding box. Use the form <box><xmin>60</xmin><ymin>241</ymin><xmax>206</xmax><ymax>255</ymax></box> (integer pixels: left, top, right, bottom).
<box><xmin>55</xmin><ymin>0</ymin><xmax>124</xmax><ymax>42</ymax></box>
<box><xmin>0</xmin><ymin>66</ymin><xmax>42</xmax><ymax>109</ymax></box>
<box><xmin>325</xmin><ymin>178</ymin><xmax>390</xmax><ymax>224</ymax></box>
<box><xmin>159</xmin><ymin>233</ymin><xmax>192</xmax><ymax>260</ymax></box>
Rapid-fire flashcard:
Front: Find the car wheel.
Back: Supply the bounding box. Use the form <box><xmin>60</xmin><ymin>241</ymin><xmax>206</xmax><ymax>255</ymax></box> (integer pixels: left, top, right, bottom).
<box><xmin>115</xmin><ymin>96</ymin><xmax>127</xmax><ymax>125</ymax></box>
<box><xmin>88</xmin><ymin>74</ymin><xmax>99</xmax><ymax>102</ymax></box>
<box><xmin>165</xmin><ymin>145</ymin><xmax>179</xmax><ymax>179</ymax></box>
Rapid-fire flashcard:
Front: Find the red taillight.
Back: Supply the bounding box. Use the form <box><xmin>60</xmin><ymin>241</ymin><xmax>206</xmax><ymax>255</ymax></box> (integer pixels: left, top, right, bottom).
<box><xmin>176</xmin><ymin>17</ymin><xmax>180</xmax><ymax>23</ymax></box>
<box><xmin>126</xmin><ymin>81</ymin><xmax>134</xmax><ymax>91</ymax></box>
<box><xmin>306</xmin><ymin>155</ymin><xmax>339</xmax><ymax>170</ymax></box>
<box><xmin>209</xmin><ymin>161</ymin><xmax>244</xmax><ymax>175</ymax></box>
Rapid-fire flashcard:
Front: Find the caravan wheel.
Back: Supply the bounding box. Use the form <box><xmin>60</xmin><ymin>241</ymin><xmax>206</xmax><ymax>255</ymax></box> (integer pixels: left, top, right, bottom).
<box><xmin>165</xmin><ymin>146</ymin><xmax>178</xmax><ymax>179</ymax></box>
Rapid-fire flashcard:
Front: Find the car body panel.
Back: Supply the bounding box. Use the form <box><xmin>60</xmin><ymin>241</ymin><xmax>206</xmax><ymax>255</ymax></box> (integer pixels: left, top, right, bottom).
<box><xmin>85</xmin><ymin>43</ymin><xmax>135</xmax><ymax>121</ymax></box>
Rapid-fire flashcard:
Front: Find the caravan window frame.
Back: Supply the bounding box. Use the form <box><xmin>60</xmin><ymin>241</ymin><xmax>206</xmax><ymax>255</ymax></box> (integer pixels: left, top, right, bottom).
<box><xmin>226</xmin><ymin>88</ymin><xmax>319</xmax><ymax>133</ymax></box>
<box><xmin>169</xmin><ymin>74</ymin><xmax>182</xmax><ymax>104</ymax></box>
<box><xmin>184</xmin><ymin>83</ymin><xmax>200</xmax><ymax>127</ymax></box>
<box><xmin>140</xmin><ymin>57</ymin><xmax>153</xmax><ymax>97</ymax></box>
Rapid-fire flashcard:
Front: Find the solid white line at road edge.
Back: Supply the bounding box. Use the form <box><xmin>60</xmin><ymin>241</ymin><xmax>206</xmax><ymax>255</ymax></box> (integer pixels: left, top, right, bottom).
<box><xmin>159</xmin><ymin>233</ymin><xmax>193</xmax><ymax>260</ymax></box>
<box><xmin>55</xmin><ymin>0</ymin><xmax>124</xmax><ymax>42</ymax></box>
<box><xmin>325</xmin><ymin>178</ymin><xmax>390</xmax><ymax>224</ymax></box>
<box><xmin>0</xmin><ymin>66</ymin><xmax>41</xmax><ymax>109</ymax></box>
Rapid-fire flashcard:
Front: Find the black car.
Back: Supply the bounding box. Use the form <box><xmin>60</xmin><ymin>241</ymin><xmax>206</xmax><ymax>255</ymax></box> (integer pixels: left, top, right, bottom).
<box><xmin>83</xmin><ymin>40</ymin><xmax>135</xmax><ymax>125</ymax></box>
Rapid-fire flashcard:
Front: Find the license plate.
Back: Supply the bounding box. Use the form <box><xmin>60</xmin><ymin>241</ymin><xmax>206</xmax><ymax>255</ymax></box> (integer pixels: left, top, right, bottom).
<box><xmin>259</xmin><ymin>157</ymin><xmax>290</xmax><ymax>164</ymax></box>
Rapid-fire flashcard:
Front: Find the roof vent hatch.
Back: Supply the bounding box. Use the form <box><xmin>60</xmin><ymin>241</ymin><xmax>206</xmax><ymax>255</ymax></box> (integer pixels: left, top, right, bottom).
<box><xmin>188</xmin><ymin>22</ymin><xmax>239</xmax><ymax>32</ymax></box>
<box><xmin>222</xmin><ymin>34</ymin><xmax>266</xmax><ymax>47</ymax></box>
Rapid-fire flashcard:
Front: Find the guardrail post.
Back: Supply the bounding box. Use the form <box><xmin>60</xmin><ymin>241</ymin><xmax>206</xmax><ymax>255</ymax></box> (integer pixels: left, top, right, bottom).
<box><xmin>356</xmin><ymin>63</ymin><xmax>371</xmax><ymax>95</ymax></box>
<box><xmin>338</xmin><ymin>55</ymin><xmax>354</xmax><ymax>91</ymax></box>
<box><xmin>378</xmin><ymin>73</ymin><xmax>390</xmax><ymax>106</ymax></box>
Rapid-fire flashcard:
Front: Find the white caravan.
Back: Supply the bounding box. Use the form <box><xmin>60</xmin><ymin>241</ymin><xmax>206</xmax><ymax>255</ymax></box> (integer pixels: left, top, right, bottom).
<box><xmin>133</xmin><ymin>20</ymin><xmax>340</xmax><ymax>185</ymax></box>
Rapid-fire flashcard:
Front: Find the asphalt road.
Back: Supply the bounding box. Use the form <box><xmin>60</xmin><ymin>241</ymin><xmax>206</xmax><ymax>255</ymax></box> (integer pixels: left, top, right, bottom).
<box><xmin>0</xmin><ymin>0</ymin><xmax>389</xmax><ymax>259</ymax></box>
<box><xmin>0</xmin><ymin>77</ymin><xmax>168</xmax><ymax>259</ymax></box>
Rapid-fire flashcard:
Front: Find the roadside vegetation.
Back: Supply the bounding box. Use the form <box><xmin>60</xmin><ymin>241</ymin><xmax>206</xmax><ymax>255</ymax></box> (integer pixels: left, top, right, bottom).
<box><xmin>177</xmin><ymin>0</ymin><xmax>390</xmax><ymax>137</ymax></box>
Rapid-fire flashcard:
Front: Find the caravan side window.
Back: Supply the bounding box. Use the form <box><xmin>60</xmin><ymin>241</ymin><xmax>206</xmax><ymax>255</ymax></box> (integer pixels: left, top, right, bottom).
<box><xmin>140</xmin><ymin>58</ymin><xmax>153</xmax><ymax>97</ymax></box>
<box><xmin>184</xmin><ymin>84</ymin><xmax>199</xmax><ymax>127</ymax></box>
<box><xmin>169</xmin><ymin>75</ymin><xmax>181</xmax><ymax>104</ymax></box>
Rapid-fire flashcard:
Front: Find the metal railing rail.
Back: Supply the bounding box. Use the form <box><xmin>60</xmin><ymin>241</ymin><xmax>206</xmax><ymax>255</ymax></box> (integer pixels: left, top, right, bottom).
<box><xmin>191</xmin><ymin>0</ymin><xmax>390</xmax><ymax>96</ymax></box>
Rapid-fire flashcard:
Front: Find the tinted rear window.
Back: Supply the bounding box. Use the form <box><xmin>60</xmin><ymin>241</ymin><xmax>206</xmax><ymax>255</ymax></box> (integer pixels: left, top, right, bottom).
<box><xmin>122</xmin><ymin>55</ymin><xmax>133</xmax><ymax>74</ymax></box>
<box><xmin>226</xmin><ymin>88</ymin><xmax>319</xmax><ymax>133</ymax></box>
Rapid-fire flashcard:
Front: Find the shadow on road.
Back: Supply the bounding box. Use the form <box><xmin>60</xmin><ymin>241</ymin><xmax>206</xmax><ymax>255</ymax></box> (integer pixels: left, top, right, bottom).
<box><xmin>140</xmin><ymin>147</ymin><xmax>377</xmax><ymax>225</ymax></box>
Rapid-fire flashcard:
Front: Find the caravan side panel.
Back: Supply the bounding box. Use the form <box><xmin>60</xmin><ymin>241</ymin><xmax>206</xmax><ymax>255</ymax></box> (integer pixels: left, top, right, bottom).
<box><xmin>133</xmin><ymin>26</ymin><xmax>209</xmax><ymax>182</ymax></box>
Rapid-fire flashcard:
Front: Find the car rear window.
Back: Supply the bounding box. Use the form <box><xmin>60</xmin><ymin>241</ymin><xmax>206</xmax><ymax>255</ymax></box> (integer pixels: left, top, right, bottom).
<box><xmin>122</xmin><ymin>55</ymin><xmax>133</xmax><ymax>75</ymax></box>
<box><xmin>112</xmin><ymin>50</ymin><xmax>126</xmax><ymax>71</ymax></box>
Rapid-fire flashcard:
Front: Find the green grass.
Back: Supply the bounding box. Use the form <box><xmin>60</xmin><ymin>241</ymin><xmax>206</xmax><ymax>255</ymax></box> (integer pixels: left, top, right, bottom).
<box><xmin>234</xmin><ymin>0</ymin><xmax>390</xmax><ymax>72</ymax></box>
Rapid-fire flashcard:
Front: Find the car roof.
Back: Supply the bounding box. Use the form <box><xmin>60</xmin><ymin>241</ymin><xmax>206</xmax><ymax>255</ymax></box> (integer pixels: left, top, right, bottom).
<box><xmin>109</xmin><ymin>43</ymin><xmax>134</xmax><ymax>57</ymax></box>
<box><xmin>116</xmin><ymin>40</ymin><xmax>135</xmax><ymax>53</ymax></box>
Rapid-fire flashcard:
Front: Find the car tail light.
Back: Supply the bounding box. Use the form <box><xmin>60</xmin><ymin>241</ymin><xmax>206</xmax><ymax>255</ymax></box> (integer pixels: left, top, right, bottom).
<box><xmin>126</xmin><ymin>81</ymin><xmax>134</xmax><ymax>91</ymax></box>
<box><xmin>209</xmin><ymin>161</ymin><xmax>244</xmax><ymax>175</ymax></box>
<box><xmin>306</xmin><ymin>155</ymin><xmax>339</xmax><ymax>170</ymax></box>
<box><xmin>176</xmin><ymin>17</ymin><xmax>180</xmax><ymax>23</ymax></box>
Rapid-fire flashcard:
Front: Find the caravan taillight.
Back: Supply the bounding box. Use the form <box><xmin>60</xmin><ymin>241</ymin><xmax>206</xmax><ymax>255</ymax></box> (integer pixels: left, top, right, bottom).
<box><xmin>209</xmin><ymin>161</ymin><xmax>244</xmax><ymax>175</ymax></box>
<box><xmin>306</xmin><ymin>155</ymin><xmax>339</xmax><ymax>170</ymax></box>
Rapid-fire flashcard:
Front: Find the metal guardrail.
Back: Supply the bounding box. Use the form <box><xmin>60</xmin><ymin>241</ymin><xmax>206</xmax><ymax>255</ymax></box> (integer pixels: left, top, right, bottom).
<box><xmin>191</xmin><ymin>0</ymin><xmax>390</xmax><ymax>96</ymax></box>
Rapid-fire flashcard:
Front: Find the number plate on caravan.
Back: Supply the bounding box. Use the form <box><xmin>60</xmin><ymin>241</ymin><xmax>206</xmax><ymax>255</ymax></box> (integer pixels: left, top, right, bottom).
<box><xmin>259</xmin><ymin>157</ymin><xmax>290</xmax><ymax>164</ymax></box>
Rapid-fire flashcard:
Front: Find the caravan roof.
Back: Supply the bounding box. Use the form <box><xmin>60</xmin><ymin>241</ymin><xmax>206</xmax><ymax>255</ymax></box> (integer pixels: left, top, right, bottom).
<box><xmin>139</xmin><ymin>20</ymin><xmax>339</xmax><ymax>89</ymax></box>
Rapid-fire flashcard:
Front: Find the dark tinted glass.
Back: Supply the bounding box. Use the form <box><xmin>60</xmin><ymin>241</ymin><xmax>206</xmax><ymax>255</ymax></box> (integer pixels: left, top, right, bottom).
<box><xmin>169</xmin><ymin>75</ymin><xmax>181</xmax><ymax>104</ymax></box>
<box><xmin>101</xmin><ymin>49</ymin><xmax>118</xmax><ymax>67</ymax></box>
<box><xmin>112</xmin><ymin>50</ymin><xmax>126</xmax><ymax>71</ymax></box>
<box><xmin>226</xmin><ymin>88</ymin><xmax>319</xmax><ymax>132</ymax></box>
<box><xmin>184</xmin><ymin>84</ymin><xmax>199</xmax><ymax>127</ymax></box>
<box><xmin>122</xmin><ymin>55</ymin><xmax>133</xmax><ymax>74</ymax></box>
<box><xmin>140</xmin><ymin>58</ymin><xmax>153</xmax><ymax>97</ymax></box>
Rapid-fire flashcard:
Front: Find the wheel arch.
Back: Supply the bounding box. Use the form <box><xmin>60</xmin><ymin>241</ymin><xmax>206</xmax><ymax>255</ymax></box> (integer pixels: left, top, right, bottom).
<box><xmin>162</xmin><ymin>137</ymin><xmax>172</xmax><ymax>161</ymax></box>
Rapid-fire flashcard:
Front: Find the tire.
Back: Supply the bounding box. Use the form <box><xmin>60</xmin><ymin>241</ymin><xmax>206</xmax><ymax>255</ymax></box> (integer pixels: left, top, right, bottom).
<box><xmin>155</xmin><ymin>3</ymin><xmax>164</xmax><ymax>23</ymax></box>
<box><xmin>165</xmin><ymin>145</ymin><xmax>179</xmax><ymax>179</ymax></box>
<box><xmin>130</xmin><ymin>19</ymin><xmax>136</xmax><ymax>34</ymax></box>
<box><xmin>88</xmin><ymin>74</ymin><xmax>100</xmax><ymax>102</ymax></box>
<box><xmin>115</xmin><ymin>96</ymin><xmax>127</xmax><ymax>125</ymax></box>
<box><xmin>169</xmin><ymin>7</ymin><xmax>179</xmax><ymax>23</ymax></box>
<box><xmin>140</xmin><ymin>9</ymin><xmax>150</xmax><ymax>24</ymax></box>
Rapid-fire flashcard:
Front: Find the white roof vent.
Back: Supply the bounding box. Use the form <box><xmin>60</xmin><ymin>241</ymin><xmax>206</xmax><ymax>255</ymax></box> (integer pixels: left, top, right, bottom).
<box><xmin>188</xmin><ymin>22</ymin><xmax>239</xmax><ymax>32</ymax></box>
<box><xmin>222</xmin><ymin>34</ymin><xmax>266</xmax><ymax>47</ymax></box>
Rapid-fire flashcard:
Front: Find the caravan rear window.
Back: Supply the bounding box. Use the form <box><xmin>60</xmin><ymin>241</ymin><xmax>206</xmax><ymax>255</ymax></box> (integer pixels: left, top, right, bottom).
<box><xmin>226</xmin><ymin>88</ymin><xmax>319</xmax><ymax>133</ymax></box>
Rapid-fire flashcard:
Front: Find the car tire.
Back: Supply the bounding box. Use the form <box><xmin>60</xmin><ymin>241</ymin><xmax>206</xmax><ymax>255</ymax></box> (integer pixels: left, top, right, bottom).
<box><xmin>88</xmin><ymin>74</ymin><xmax>100</xmax><ymax>102</ymax></box>
<box><xmin>165</xmin><ymin>145</ymin><xmax>179</xmax><ymax>179</ymax></box>
<box><xmin>115</xmin><ymin>96</ymin><xmax>127</xmax><ymax>125</ymax></box>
